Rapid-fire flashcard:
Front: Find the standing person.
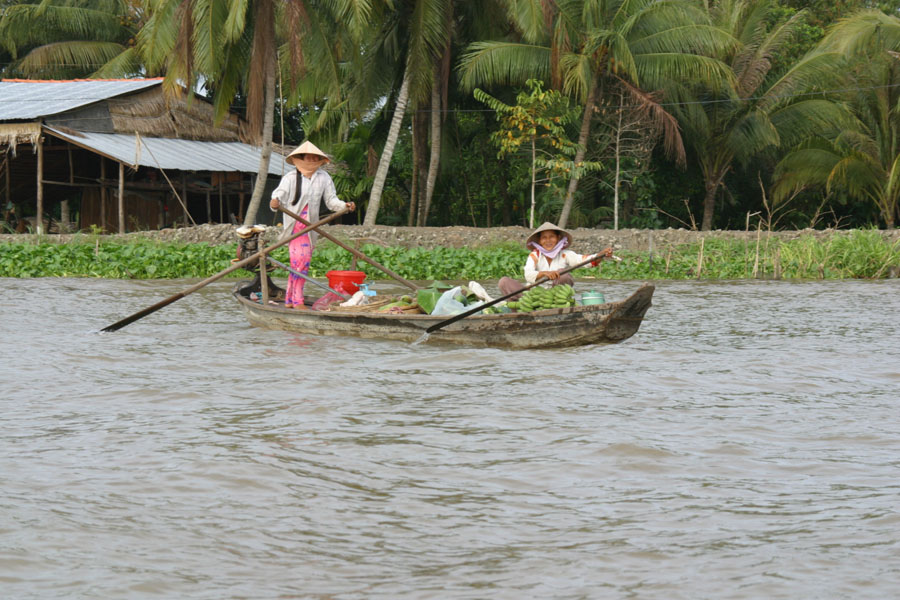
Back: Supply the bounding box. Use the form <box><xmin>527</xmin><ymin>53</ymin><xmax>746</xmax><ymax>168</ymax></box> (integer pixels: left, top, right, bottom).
<box><xmin>498</xmin><ymin>222</ymin><xmax>613</xmax><ymax>298</ymax></box>
<box><xmin>269</xmin><ymin>141</ymin><xmax>356</xmax><ymax>309</ymax></box>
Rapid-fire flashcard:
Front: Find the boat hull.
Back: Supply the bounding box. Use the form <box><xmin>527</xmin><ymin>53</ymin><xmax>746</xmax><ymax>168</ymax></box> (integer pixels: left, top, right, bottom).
<box><xmin>234</xmin><ymin>283</ymin><xmax>654</xmax><ymax>349</ymax></box>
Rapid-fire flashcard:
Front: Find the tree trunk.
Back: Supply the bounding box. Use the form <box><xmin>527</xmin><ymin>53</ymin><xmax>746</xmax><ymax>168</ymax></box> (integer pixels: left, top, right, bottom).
<box><xmin>60</xmin><ymin>200</ymin><xmax>69</xmax><ymax>233</ymax></box>
<box><xmin>558</xmin><ymin>75</ymin><xmax>599</xmax><ymax>229</ymax></box>
<box><xmin>408</xmin><ymin>105</ymin><xmax>421</xmax><ymax>227</ymax></box>
<box><xmin>365</xmin><ymin>71</ymin><xmax>411</xmax><ymax>226</ymax></box>
<box><xmin>614</xmin><ymin>106</ymin><xmax>622</xmax><ymax>230</ymax></box>
<box><xmin>500</xmin><ymin>160</ymin><xmax>511</xmax><ymax>226</ymax></box>
<box><xmin>420</xmin><ymin>77</ymin><xmax>442</xmax><ymax>226</ymax></box>
<box><xmin>530</xmin><ymin>137</ymin><xmax>537</xmax><ymax>228</ymax></box>
<box><xmin>701</xmin><ymin>182</ymin><xmax>716</xmax><ymax>231</ymax></box>
<box><xmin>412</xmin><ymin>103</ymin><xmax>428</xmax><ymax>225</ymax></box>
<box><xmin>243</xmin><ymin>47</ymin><xmax>276</xmax><ymax>227</ymax></box>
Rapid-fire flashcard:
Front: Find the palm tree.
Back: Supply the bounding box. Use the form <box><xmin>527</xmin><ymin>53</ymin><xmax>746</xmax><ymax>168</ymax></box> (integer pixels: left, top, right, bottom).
<box><xmin>139</xmin><ymin>0</ymin><xmax>370</xmax><ymax>226</ymax></box>
<box><xmin>459</xmin><ymin>0</ymin><xmax>732</xmax><ymax>229</ymax></box>
<box><xmin>0</xmin><ymin>0</ymin><xmax>147</xmax><ymax>78</ymax></box>
<box><xmin>675</xmin><ymin>0</ymin><xmax>846</xmax><ymax>230</ymax></box>
<box><xmin>363</xmin><ymin>0</ymin><xmax>451</xmax><ymax>226</ymax></box>
<box><xmin>774</xmin><ymin>9</ymin><xmax>900</xmax><ymax>228</ymax></box>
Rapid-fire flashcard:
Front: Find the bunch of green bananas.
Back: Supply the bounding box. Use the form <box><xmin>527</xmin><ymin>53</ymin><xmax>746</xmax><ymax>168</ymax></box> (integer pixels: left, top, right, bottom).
<box><xmin>507</xmin><ymin>284</ymin><xmax>575</xmax><ymax>312</ymax></box>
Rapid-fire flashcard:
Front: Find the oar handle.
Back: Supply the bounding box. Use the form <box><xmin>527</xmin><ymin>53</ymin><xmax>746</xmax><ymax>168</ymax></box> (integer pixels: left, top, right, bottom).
<box><xmin>424</xmin><ymin>253</ymin><xmax>606</xmax><ymax>335</ymax></box>
<box><xmin>278</xmin><ymin>206</ymin><xmax>419</xmax><ymax>291</ymax></box>
<box><xmin>100</xmin><ymin>207</ymin><xmax>350</xmax><ymax>332</ymax></box>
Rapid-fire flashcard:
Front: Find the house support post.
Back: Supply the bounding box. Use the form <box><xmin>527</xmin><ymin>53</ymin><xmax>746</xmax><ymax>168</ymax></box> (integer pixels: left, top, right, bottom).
<box><xmin>100</xmin><ymin>159</ymin><xmax>107</xmax><ymax>232</ymax></box>
<box><xmin>36</xmin><ymin>136</ymin><xmax>43</xmax><ymax>234</ymax></box>
<box><xmin>118</xmin><ymin>162</ymin><xmax>125</xmax><ymax>233</ymax></box>
<box><xmin>60</xmin><ymin>145</ymin><xmax>73</xmax><ymax>233</ymax></box>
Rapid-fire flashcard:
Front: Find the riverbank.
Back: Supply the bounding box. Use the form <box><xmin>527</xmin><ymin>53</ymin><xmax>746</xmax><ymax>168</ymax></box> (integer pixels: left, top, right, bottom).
<box><xmin>4</xmin><ymin>223</ymin><xmax>900</xmax><ymax>251</ymax></box>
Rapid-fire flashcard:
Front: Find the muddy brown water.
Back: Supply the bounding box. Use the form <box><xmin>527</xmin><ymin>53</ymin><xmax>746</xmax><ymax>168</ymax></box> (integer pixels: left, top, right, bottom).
<box><xmin>2</xmin><ymin>277</ymin><xmax>899</xmax><ymax>599</ymax></box>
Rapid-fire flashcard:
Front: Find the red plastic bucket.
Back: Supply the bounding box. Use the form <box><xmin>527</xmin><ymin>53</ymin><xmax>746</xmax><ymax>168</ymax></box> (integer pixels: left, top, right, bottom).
<box><xmin>326</xmin><ymin>270</ymin><xmax>367</xmax><ymax>294</ymax></box>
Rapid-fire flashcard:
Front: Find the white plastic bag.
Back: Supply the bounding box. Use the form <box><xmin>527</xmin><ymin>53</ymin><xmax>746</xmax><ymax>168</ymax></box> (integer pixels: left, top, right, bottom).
<box><xmin>467</xmin><ymin>281</ymin><xmax>494</xmax><ymax>302</ymax></box>
<box><xmin>339</xmin><ymin>290</ymin><xmax>368</xmax><ymax>307</ymax></box>
<box><xmin>431</xmin><ymin>286</ymin><xmax>485</xmax><ymax>316</ymax></box>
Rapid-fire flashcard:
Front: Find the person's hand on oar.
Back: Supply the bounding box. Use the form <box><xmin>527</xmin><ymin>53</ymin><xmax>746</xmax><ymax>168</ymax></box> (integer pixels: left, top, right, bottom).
<box><xmin>590</xmin><ymin>247</ymin><xmax>615</xmax><ymax>266</ymax></box>
<box><xmin>269</xmin><ymin>197</ymin><xmax>356</xmax><ymax>213</ymax></box>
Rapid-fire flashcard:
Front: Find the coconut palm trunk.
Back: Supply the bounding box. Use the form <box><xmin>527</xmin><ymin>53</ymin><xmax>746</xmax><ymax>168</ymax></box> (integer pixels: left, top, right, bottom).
<box><xmin>365</xmin><ymin>71</ymin><xmax>411</xmax><ymax>226</ymax></box>
<box><xmin>701</xmin><ymin>167</ymin><xmax>729</xmax><ymax>231</ymax></box>
<box><xmin>558</xmin><ymin>76</ymin><xmax>598</xmax><ymax>229</ymax></box>
<box><xmin>420</xmin><ymin>78</ymin><xmax>442</xmax><ymax>226</ymax></box>
<box><xmin>243</xmin><ymin>49</ymin><xmax>276</xmax><ymax>227</ymax></box>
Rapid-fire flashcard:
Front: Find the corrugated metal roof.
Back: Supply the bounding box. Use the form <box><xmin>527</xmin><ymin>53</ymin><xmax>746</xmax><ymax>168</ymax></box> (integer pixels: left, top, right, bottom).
<box><xmin>0</xmin><ymin>78</ymin><xmax>164</xmax><ymax>120</ymax></box>
<box><xmin>45</xmin><ymin>127</ymin><xmax>290</xmax><ymax>176</ymax></box>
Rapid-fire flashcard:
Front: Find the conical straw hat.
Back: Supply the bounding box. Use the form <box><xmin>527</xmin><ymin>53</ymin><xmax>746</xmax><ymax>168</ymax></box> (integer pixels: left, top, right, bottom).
<box><xmin>525</xmin><ymin>222</ymin><xmax>573</xmax><ymax>249</ymax></box>
<box><xmin>285</xmin><ymin>140</ymin><xmax>330</xmax><ymax>164</ymax></box>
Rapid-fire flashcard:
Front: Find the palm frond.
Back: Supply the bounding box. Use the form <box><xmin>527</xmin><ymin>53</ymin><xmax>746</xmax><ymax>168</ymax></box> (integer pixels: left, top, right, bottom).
<box><xmin>830</xmin><ymin>154</ymin><xmax>883</xmax><ymax>200</ymax></box>
<box><xmin>458</xmin><ymin>41</ymin><xmax>551</xmax><ymax>91</ymax></box>
<box><xmin>405</xmin><ymin>0</ymin><xmax>450</xmax><ymax>103</ymax></box>
<box><xmin>772</xmin><ymin>146</ymin><xmax>840</xmax><ymax>203</ymax></box>
<box><xmin>734</xmin><ymin>9</ymin><xmax>808</xmax><ymax>97</ymax></box>
<box><xmin>192</xmin><ymin>0</ymin><xmax>232</xmax><ymax>76</ymax></box>
<box><xmin>504</xmin><ymin>0</ymin><xmax>553</xmax><ymax>44</ymax></box>
<box><xmin>223</xmin><ymin>0</ymin><xmax>250</xmax><ymax>44</ymax></box>
<box><xmin>756</xmin><ymin>50</ymin><xmax>846</xmax><ymax>113</ymax></box>
<box><xmin>634</xmin><ymin>53</ymin><xmax>736</xmax><ymax>93</ymax></box>
<box><xmin>834</xmin><ymin>128</ymin><xmax>879</xmax><ymax>160</ymax></box>
<box><xmin>722</xmin><ymin>109</ymin><xmax>779</xmax><ymax>160</ymax></box>
<box><xmin>820</xmin><ymin>9</ymin><xmax>900</xmax><ymax>55</ymax></box>
<box><xmin>19</xmin><ymin>41</ymin><xmax>126</xmax><ymax>78</ymax></box>
<box><xmin>558</xmin><ymin>52</ymin><xmax>592</xmax><ymax>102</ymax></box>
<box><xmin>629</xmin><ymin>25</ymin><xmax>736</xmax><ymax>57</ymax></box>
<box><xmin>768</xmin><ymin>99</ymin><xmax>852</xmax><ymax>148</ymax></box>
<box><xmin>91</xmin><ymin>46</ymin><xmax>144</xmax><ymax>78</ymax></box>
<box><xmin>137</xmin><ymin>0</ymin><xmax>180</xmax><ymax>74</ymax></box>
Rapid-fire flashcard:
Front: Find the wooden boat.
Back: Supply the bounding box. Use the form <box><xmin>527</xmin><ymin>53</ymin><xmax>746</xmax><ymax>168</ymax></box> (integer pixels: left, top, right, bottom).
<box><xmin>233</xmin><ymin>283</ymin><xmax>654</xmax><ymax>349</ymax></box>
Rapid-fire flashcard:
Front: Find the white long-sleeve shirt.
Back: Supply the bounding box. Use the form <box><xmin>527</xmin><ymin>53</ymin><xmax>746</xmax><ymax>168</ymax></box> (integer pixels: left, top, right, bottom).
<box><xmin>271</xmin><ymin>168</ymin><xmax>348</xmax><ymax>246</ymax></box>
<box><xmin>524</xmin><ymin>249</ymin><xmax>598</xmax><ymax>287</ymax></box>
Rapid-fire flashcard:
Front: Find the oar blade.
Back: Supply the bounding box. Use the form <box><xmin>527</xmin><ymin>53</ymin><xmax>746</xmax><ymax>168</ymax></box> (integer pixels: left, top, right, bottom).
<box><xmin>100</xmin><ymin>295</ymin><xmax>183</xmax><ymax>332</ymax></box>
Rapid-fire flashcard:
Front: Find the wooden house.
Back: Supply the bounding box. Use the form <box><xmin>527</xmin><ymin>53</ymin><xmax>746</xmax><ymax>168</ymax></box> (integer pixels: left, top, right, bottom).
<box><xmin>0</xmin><ymin>78</ymin><xmax>291</xmax><ymax>234</ymax></box>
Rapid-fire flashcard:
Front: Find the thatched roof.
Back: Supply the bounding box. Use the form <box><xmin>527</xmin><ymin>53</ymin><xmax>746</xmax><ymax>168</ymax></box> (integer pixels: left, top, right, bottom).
<box><xmin>107</xmin><ymin>86</ymin><xmax>254</xmax><ymax>144</ymax></box>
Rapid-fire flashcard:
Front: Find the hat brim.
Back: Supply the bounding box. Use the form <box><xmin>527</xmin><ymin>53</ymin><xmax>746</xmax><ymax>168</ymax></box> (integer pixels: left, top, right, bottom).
<box><xmin>526</xmin><ymin>224</ymin><xmax>572</xmax><ymax>249</ymax></box>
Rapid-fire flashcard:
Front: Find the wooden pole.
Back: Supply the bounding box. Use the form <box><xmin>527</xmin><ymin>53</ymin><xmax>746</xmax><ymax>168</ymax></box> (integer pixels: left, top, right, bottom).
<box><xmin>36</xmin><ymin>136</ymin><xmax>44</xmax><ymax>234</ymax></box>
<box><xmin>118</xmin><ymin>162</ymin><xmax>125</xmax><ymax>233</ymax></box>
<box><xmin>260</xmin><ymin>253</ymin><xmax>269</xmax><ymax>305</ymax></box>
<box><xmin>206</xmin><ymin>190</ymin><xmax>211</xmax><ymax>223</ymax></box>
<box><xmin>3</xmin><ymin>155</ymin><xmax>9</xmax><ymax>212</ymax></box>
<box><xmin>218</xmin><ymin>176</ymin><xmax>223</xmax><ymax>223</ymax></box>
<box><xmin>181</xmin><ymin>173</ymin><xmax>187</xmax><ymax>227</ymax></box>
<box><xmin>60</xmin><ymin>146</ymin><xmax>73</xmax><ymax>232</ymax></box>
<box><xmin>696</xmin><ymin>237</ymin><xmax>704</xmax><ymax>279</ymax></box>
<box><xmin>100</xmin><ymin>158</ymin><xmax>106</xmax><ymax>232</ymax></box>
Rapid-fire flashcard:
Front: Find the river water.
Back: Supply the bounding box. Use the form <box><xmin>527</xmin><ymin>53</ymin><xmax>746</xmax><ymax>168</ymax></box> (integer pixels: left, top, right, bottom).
<box><xmin>2</xmin><ymin>276</ymin><xmax>898</xmax><ymax>599</ymax></box>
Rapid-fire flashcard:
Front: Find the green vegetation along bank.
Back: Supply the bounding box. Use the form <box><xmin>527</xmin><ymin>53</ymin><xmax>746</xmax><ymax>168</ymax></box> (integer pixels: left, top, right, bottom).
<box><xmin>2</xmin><ymin>229</ymin><xmax>898</xmax><ymax>281</ymax></box>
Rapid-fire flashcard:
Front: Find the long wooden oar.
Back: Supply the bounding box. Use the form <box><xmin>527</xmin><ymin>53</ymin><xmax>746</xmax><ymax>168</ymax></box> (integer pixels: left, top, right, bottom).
<box><xmin>278</xmin><ymin>206</ymin><xmax>418</xmax><ymax>291</ymax></box>
<box><xmin>100</xmin><ymin>207</ymin><xmax>350</xmax><ymax>332</ymax></box>
<box><xmin>424</xmin><ymin>252</ymin><xmax>611</xmax><ymax>335</ymax></box>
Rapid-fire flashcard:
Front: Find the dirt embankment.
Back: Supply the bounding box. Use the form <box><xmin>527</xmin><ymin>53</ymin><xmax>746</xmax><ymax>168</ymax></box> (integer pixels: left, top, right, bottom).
<box><xmin>4</xmin><ymin>223</ymin><xmax>899</xmax><ymax>251</ymax></box>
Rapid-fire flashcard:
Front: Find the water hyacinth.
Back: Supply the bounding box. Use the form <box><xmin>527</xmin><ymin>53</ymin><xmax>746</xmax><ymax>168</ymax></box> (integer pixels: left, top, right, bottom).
<box><xmin>1</xmin><ymin>232</ymin><xmax>898</xmax><ymax>280</ymax></box>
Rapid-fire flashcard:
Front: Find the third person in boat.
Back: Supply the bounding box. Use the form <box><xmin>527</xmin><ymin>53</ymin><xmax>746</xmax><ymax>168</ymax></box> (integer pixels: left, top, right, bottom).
<box><xmin>269</xmin><ymin>141</ymin><xmax>356</xmax><ymax>309</ymax></box>
<box><xmin>498</xmin><ymin>222</ymin><xmax>614</xmax><ymax>299</ymax></box>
